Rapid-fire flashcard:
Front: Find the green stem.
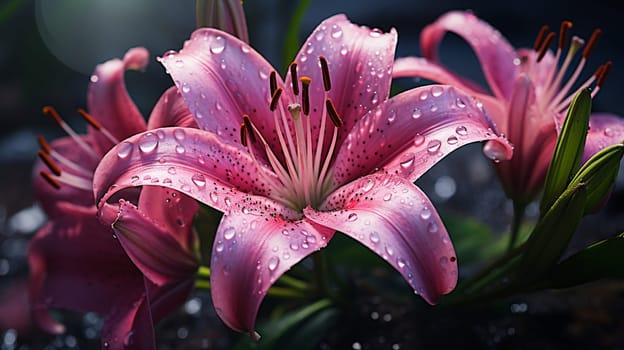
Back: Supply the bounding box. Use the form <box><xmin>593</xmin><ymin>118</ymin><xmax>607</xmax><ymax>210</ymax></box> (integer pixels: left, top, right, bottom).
<box><xmin>197</xmin><ymin>265</ymin><xmax>211</xmax><ymax>279</ymax></box>
<box><xmin>266</xmin><ymin>286</ymin><xmax>308</xmax><ymax>299</ymax></box>
<box><xmin>277</xmin><ymin>274</ymin><xmax>310</xmax><ymax>291</ymax></box>
<box><xmin>507</xmin><ymin>201</ymin><xmax>527</xmax><ymax>251</ymax></box>
<box><xmin>195</xmin><ymin>279</ymin><xmax>211</xmax><ymax>289</ymax></box>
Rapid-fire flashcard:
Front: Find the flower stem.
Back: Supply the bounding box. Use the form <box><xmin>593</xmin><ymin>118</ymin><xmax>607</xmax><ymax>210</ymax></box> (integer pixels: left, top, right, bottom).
<box><xmin>197</xmin><ymin>265</ymin><xmax>211</xmax><ymax>279</ymax></box>
<box><xmin>507</xmin><ymin>201</ymin><xmax>527</xmax><ymax>251</ymax></box>
<box><xmin>195</xmin><ymin>279</ymin><xmax>211</xmax><ymax>289</ymax></box>
<box><xmin>277</xmin><ymin>274</ymin><xmax>310</xmax><ymax>291</ymax></box>
<box><xmin>266</xmin><ymin>286</ymin><xmax>308</xmax><ymax>299</ymax></box>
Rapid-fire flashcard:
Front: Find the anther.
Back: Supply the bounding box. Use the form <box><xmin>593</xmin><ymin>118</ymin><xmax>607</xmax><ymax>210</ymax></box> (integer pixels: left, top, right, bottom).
<box><xmin>240</xmin><ymin>122</ymin><xmax>248</xmax><ymax>147</ymax></box>
<box><xmin>325</xmin><ymin>98</ymin><xmax>343</xmax><ymax>127</ymax></box>
<box><xmin>269</xmin><ymin>70</ymin><xmax>278</xmax><ymax>96</ymax></box>
<box><xmin>289</xmin><ymin>62</ymin><xmax>299</xmax><ymax>96</ymax></box>
<box><xmin>270</xmin><ymin>88</ymin><xmax>283</xmax><ymax>112</ymax></box>
<box><xmin>42</xmin><ymin>106</ymin><xmax>63</xmax><ymax>126</ymax></box>
<box><xmin>300</xmin><ymin>77</ymin><xmax>311</xmax><ymax>116</ymax></box>
<box><xmin>319</xmin><ymin>56</ymin><xmax>331</xmax><ymax>91</ymax></box>
<box><xmin>533</xmin><ymin>25</ymin><xmax>550</xmax><ymax>51</ymax></box>
<box><xmin>242</xmin><ymin>115</ymin><xmax>256</xmax><ymax>144</ymax></box>
<box><xmin>558</xmin><ymin>21</ymin><xmax>572</xmax><ymax>50</ymax></box>
<box><xmin>537</xmin><ymin>32</ymin><xmax>555</xmax><ymax>62</ymax></box>
<box><xmin>596</xmin><ymin>61</ymin><xmax>612</xmax><ymax>87</ymax></box>
<box><xmin>582</xmin><ymin>29</ymin><xmax>602</xmax><ymax>58</ymax></box>
<box><xmin>38</xmin><ymin>150</ymin><xmax>61</xmax><ymax>176</ymax></box>
<box><xmin>37</xmin><ymin>135</ymin><xmax>51</xmax><ymax>154</ymax></box>
<box><xmin>40</xmin><ymin>171</ymin><xmax>61</xmax><ymax>190</ymax></box>
<box><xmin>77</xmin><ymin>108</ymin><xmax>101</xmax><ymax>129</ymax></box>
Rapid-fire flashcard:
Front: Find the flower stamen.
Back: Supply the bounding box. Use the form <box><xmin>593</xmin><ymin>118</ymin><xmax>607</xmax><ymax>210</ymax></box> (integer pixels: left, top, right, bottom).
<box><xmin>42</xmin><ymin>106</ymin><xmax>99</xmax><ymax>160</ymax></box>
<box><xmin>300</xmin><ymin>77</ymin><xmax>311</xmax><ymax>116</ymax></box>
<box><xmin>319</xmin><ymin>55</ymin><xmax>331</xmax><ymax>91</ymax></box>
<box><xmin>533</xmin><ymin>25</ymin><xmax>550</xmax><ymax>51</ymax></box>
<box><xmin>77</xmin><ymin>108</ymin><xmax>120</xmax><ymax>145</ymax></box>
<box><xmin>289</xmin><ymin>62</ymin><xmax>299</xmax><ymax>96</ymax></box>
<box><xmin>39</xmin><ymin>170</ymin><xmax>61</xmax><ymax>190</ymax></box>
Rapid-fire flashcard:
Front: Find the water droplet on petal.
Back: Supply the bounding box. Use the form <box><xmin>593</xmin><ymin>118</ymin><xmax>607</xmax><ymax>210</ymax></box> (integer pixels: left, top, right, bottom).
<box><xmin>604</xmin><ymin>128</ymin><xmax>614</xmax><ymax>137</ymax></box>
<box><xmin>223</xmin><ymin>227</ymin><xmax>235</xmax><ymax>240</ymax></box>
<box><xmin>290</xmin><ymin>242</ymin><xmax>299</xmax><ymax>251</ymax></box>
<box><xmin>173</xmin><ymin>128</ymin><xmax>186</xmax><ymax>140</ymax></box>
<box><xmin>371</xmin><ymin>92</ymin><xmax>379</xmax><ymax>105</ymax></box>
<box><xmin>483</xmin><ymin>140</ymin><xmax>510</xmax><ymax>162</ymax></box>
<box><xmin>420</xmin><ymin>207</ymin><xmax>432</xmax><ymax>220</ymax></box>
<box><xmin>331</xmin><ymin>24</ymin><xmax>343</xmax><ymax>39</ymax></box>
<box><xmin>215</xmin><ymin>240</ymin><xmax>224</xmax><ymax>252</ymax></box>
<box><xmin>361</xmin><ymin>178</ymin><xmax>374</xmax><ymax>192</ymax></box>
<box><xmin>210</xmin><ymin>36</ymin><xmax>226</xmax><ymax>54</ymax></box>
<box><xmin>168</xmin><ymin>167</ymin><xmax>177</xmax><ymax>175</ymax></box>
<box><xmin>419</xmin><ymin>91</ymin><xmax>428</xmax><ymax>100</ymax></box>
<box><xmin>176</xmin><ymin>144</ymin><xmax>186</xmax><ymax>154</ymax></box>
<box><xmin>181</xmin><ymin>83</ymin><xmax>191</xmax><ymax>94</ymax></box>
<box><xmin>427</xmin><ymin>140</ymin><xmax>442</xmax><ymax>154</ymax></box>
<box><xmin>224</xmin><ymin>197</ymin><xmax>231</xmax><ymax>206</ymax></box>
<box><xmin>268</xmin><ymin>256</ymin><xmax>280</xmax><ymax>271</ymax></box>
<box><xmin>209</xmin><ymin>192</ymin><xmax>218</xmax><ymax>203</ymax></box>
<box><xmin>139</xmin><ymin>133</ymin><xmax>159</xmax><ymax>153</ymax></box>
<box><xmin>383</xmin><ymin>193</ymin><xmax>392</xmax><ymax>201</ymax></box>
<box><xmin>347</xmin><ymin>213</ymin><xmax>358</xmax><ymax>222</ymax></box>
<box><xmin>456</xmin><ymin>98</ymin><xmax>467</xmax><ymax>108</ymax></box>
<box><xmin>456</xmin><ymin>125</ymin><xmax>468</xmax><ymax>136</ymax></box>
<box><xmin>428</xmin><ymin>222</ymin><xmax>439</xmax><ymax>233</ymax></box>
<box><xmin>385</xmin><ymin>245</ymin><xmax>394</xmax><ymax>256</ymax></box>
<box><xmin>413</xmin><ymin>134</ymin><xmax>425</xmax><ymax>146</ymax></box>
<box><xmin>447</xmin><ymin>135</ymin><xmax>459</xmax><ymax>145</ymax></box>
<box><xmin>340</xmin><ymin>46</ymin><xmax>348</xmax><ymax>56</ymax></box>
<box><xmin>369</xmin><ymin>29</ymin><xmax>382</xmax><ymax>37</ymax></box>
<box><xmin>281</xmin><ymin>229</ymin><xmax>290</xmax><ymax>236</ymax></box>
<box><xmin>397</xmin><ymin>258</ymin><xmax>406</xmax><ymax>268</ymax></box>
<box><xmin>117</xmin><ymin>141</ymin><xmax>133</xmax><ymax>159</ymax></box>
<box><xmin>412</xmin><ymin>108</ymin><xmax>422</xmax><ymax>119</ymax></box>
<box><xmin>369</xmin><ymin>231</ymin><xmax>380</xmax><ymax>243</ymax></box>
<box><xmin>431</xmin><ymin>86</ymin><xmax>444</xmax><ymax>97</ymax></box>
<box><xmin>192</xmin><ymin>174</ymin><xmax>206</xmax><ymax>188</ymax></box>
<box><xmin>399</xmin><ymin>152</ymin><xmax>415</xmax><ymax>170</ymax></box>
<box><xmin>131</xmin><ymin>175</ymin><xmax>139</xmax><ymax>183</ymax></box>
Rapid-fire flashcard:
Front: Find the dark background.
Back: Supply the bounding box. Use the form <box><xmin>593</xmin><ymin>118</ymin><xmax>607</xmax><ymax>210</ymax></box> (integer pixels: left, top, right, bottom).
<box><xmin>1</xmin><ymin>0</ymin><xmax>623</xmax><ymax>348</ymax></box>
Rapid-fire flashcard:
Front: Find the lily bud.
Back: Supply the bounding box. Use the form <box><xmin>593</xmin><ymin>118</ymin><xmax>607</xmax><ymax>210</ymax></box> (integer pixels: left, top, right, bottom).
<box><xmin>196</xmin><ymin>0</ymin><xmax>249</xmax><ymax>43</ymax></box>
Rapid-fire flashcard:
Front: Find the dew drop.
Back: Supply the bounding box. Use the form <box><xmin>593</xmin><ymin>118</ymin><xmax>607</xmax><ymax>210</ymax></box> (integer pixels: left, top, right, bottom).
<box><xmin>483</xmin><ymin>140</ymin><xmax>509</xmax><ymax>162</ymax></box>
<box><xmin>117</xmin><ymin>141</ymin><xmax>133</xmax><ymax>159</ymax></box>
<box><xmin>168</xmin><ymin>167</ymin><xmax>177</xmax><ymax>175</ymax></box>
<box><xmin>456</xmin><ymin>98</ymin><xmax>467</xmax><ymax>108</ymax></box>
<box><xmin>420</xmin><ymin>207</ymin><xmax>432</xmax><ymax>220</ymax></box>
<box><xmin>176</xmin><ymin>145</ymin><xmax>186</xmax><ymax>154</ymax></box>
<box><xmin>173</xmin><ymin>128</ymin><xmax>186</xmax><ymax>140</ymax></box>
<box><xmin>430</xmin><ymin>105</ymin><xmax>438</xmax><ymax>112</ymax></box>
<box><xmin>369</xmin><ymin>231</ymin><xmax>380</xmax><ymax>243</ymax></box>
<box><xmin>215</xmin><ymin>240</ymin><xmax>224</xmax><ymax>252</ymax></box>
<box><xmin>447</xmin><ymin>135</ymin><xmax>459</xmax><ymax>145</ymax></box>
<box><xmin>224</xmin><ymin>197</ymin><xmax>232</xmax><ymax>206</ymax></box>
<box><xmin>369</xmin><ymin>29</ymin><xmax>382</xmax><ymax>38</ymax></box>
<box><xmin>209</xmin><ymin>192</ymin><xmax>218</xmax><ymax>203</ymax></box>
<box><xmin>210</xmin><ymin>36</ymin><xmax>226</xmax><ymax>54</ymax></box>
<box><xmin>181</xmin><ymin>83</ymin><xmax>191</xmax><ymax>94</ymax></box>
<box><xmin>397</xmin><ymin>258</ymin><xmax>406</xmax><ymax>269</ymax></box>
<box><xmin>163</xmin><ymin>178</ymin><xmax>172</xmax><ymax>184</ymax></box>
<box><xmin>387</xmin><ymin>110</ymin><xmax>397</xmax><ymax>123</ymax></box>
<box><xmin>315</xmin><ymin>32</ymin><xmax>324</xmax><ymax>41</ymax></box>
<box><xmin>131</xmin><ymin>175</ymin><xmax>139</xmax><ymax>183</ymax></box>
<box><xmin>306</xmin><ymin>235</ymin><xmax>317</xmax><ymax>244</ymax></box>
<box><xmin>371</xmin><ymin>92</ymin><xmax>379</xmax><ymax>105</ymax></box>
<box><xmin>413</xmin><ymin>134</ymin><xmax>425</xmax><ymax>146</ymax></box>
<box><xmin>268</xmin><ymin>256</ymin><xmax>280</xmax><ymax>271</ymax></box>
<box><xmin>340</xmin><ymin>46</ymin><xmax>348</xmax><ymax>56</ymax></box>
<box><xmin>281</xmin><ymin>229</ymin><xmax>290</xmax><ymax>236</ymax></box>
<box><xmin>192</xmin><ymin>174</ymin><xmax>206</xmax><ymax>188</ymax></box>
<box><xmin>412</xmin><ymin>108</ymin><xmax>422</xmax><ymax>119</ymax></box>
<box><xmin>428</xmin><ymin>222</ymin><xmax>439</xmax><ymax>233</ymax></box>
<box><xmin>400</xmin><ymin>153</ymin><xmax>415</xmax><ymax>170</ymax></box>
<box><xmin>361</xmin><ymin>178</ymin><xmax>374</xmax><ymax>192</ymax></box>
<box><xmin>604</xmin><ymin>128</ymin><xmax>614</xmax><ymax>137</ymax></box>
<box><xmin>383</xmin><ymin>193</ymin><xmax>392</xmax><ymax>201</ymax></box>
<box><xmin>456</xmin><ymin>125</ymin><xmax>468</xmax><ymax>136</ymax></box>
<box><xmin>241</xmin><ymin>44</ymin><xmax>251</xmax><ymax>53</ymax></box>
<box><xmin>431</xmin><ymin>86</ymin><xmax>444</xmax><ymax>97</ymax></box>
<box><xmin>347</xmin><ymin>213</ymin><xmax>358</xmax><ymax>222</ymax></box>
<box><xmin>419</xmin><ymin>91</ymin><xmax>428</xmax><ymax>101</ymax></box>
<box><xmin>290</xmin><ymin>242</ymin><xmax>299</xmax><ymax>251</ymax></box>
<box><xmin>223</xmin><ymin>227</ymin><xmax>236</xmax><ymax>240</ymax></box>
<box><xmin>139</xmin><ymin>132</ymin><xmax>159</xmax><ymax>153</ymax></box>
<box><xmin>385</xmin><ymin>245</ymin><xmax>394</xmax><ymax>256</ymax></box>
<box><xmin>331</xmin><ymin>24</ymin><xmax>343</xmax><ymax>39</ymax></box>
<box><xmin>427</xmin><ymin>140</ymin><xmax>442</xmax><ymax>154</ymax></box>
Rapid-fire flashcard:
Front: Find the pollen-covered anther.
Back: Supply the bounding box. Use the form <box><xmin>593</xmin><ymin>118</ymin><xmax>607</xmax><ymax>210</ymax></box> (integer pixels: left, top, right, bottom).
<box><xmin>40</xmin><ymin>170</ymin><xmax>61</xmax><ymax>190</ymax></box>
<box><xmin>38</xmin><ymin>150</ymin><xmax>62</xmax><ymax>176</ymax></box>
<box><xmin>596</xmin><ymin>61</ymin><xmax>612</xmax><ymax>87</ymax></box>
<box><xmin>77</xmin><ymin>108</ymin><xmax>101</xmax><ymax>129</ymax></box>
<box><xmin>270</xmin><ymin>88</ymin><xmax>283</xmax><ymax>112</ymax></box>
<box><xmin>537</xmin><ymin>32</ymin><xmax>555</xmax><ymax>62</ymax></box>
<box><xmin>319</xmin><ymin>56</ymin><xmax>331</xmax><ymax>91</ymax></box>
<box><xmin>242</xmin><ymin>115</ymin><xmax>256</xmax><ymax>144</ymax></box>
<box><xmin>289</xmin><ymin>62</ymin><xmax>299</xmax><ymax>95</ymax></box>
<box><xmin>42</xmin><ymin>106</ymin><xmax>63</xmax><ymax>126</ymax></box>
<box><xmin>37</xmin><ymin>135</ymin><xmax>52</xmax><ymax>154</ymax></box>
<box><xmin>558</xmin><ymin>21</ymin><xmax>573</xmax><ymax>50</ymax></box>
<box><xmin>582</xmin><ymin>29</ymin><xmax>602</xmax><ymax>58</ymax></box>
<box><xmin>533</xmin><ymin>25</ymin><xmax>550</xmax><ymax>51</ymax></box>
<box><xmin>325</xmin><ymin>98</ymin><xmax>344</xmax><ymax>127</ymax></box>
<box><xmin>269</xmin><ymin>70</ymin><xmax>278</xmax><ymax>96</ymax></box>
<box><xmin>299</xmin><ymin>77</ymin><xmax>312</xmax><ymax>115</ymax></box>
<box><xmin>240</xmin><ymin>122</ymin><xmax>248</xmax><ymax>147</ymax></box>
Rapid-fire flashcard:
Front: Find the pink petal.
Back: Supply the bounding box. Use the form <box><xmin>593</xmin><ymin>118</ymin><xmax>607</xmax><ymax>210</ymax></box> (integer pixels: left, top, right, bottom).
<box><xmin>332</xmin><ymin>85</ymin><xmax>513</xmax><ymax>185</ymax></box>
<box><xmin>583</xmin><ymin>113</ymin><xmax>624</xmax><ymax>163</ymax></box>
<box><xmin>420</xmin><ymin>11</ymin><xmax>518</xmax><ymax>99</ymax></box>
<box><xmin>27</xmin><ymin>217</ymin><xmax>146</xmax><ymax>337</ymax></box>
<box><xmin>304</xmin><ymin>173</ymin><xmax>458</xmax><ymax>303</ymax></box>
<box><xmin>210</xmin><ymin>196</ymin><xmax>334</xmax><ymax>334</ymax></box>
<box><xmin>146</xmin><ymin>86</ymin><xmax>198</xmax><ymax>129</ymax></box>
<box><xmin>100</xmin><ymin>292</ymin><xmax>155</xmax><ymax>350</ymax></box>
<box><xmin>285</xmin><ymin>14</ymin><xmax>397</xmax><ymax>151</ymax></box>
<box><xmin>102</xmin><ymin>199</ymin><xmax>198</xmax><ymax>286</ymax></box>
<box><xmin>93</xmin><ymin>127</ymin><xmax>278</xmax><ymax>214</ymax></box>
<box><xmin>158</xmin><ymin>29</ymin><xmax>279</xmax><ymax>146</ymax></box>
<box><xmin>87</xmin><ymin>47</ymin><xmax>148</xmax><ymax>154</ymax></box>
<box><xmin>393</xmin><ymin>56</ymin><xmax>488</xmax><ymax>96</ymax></box>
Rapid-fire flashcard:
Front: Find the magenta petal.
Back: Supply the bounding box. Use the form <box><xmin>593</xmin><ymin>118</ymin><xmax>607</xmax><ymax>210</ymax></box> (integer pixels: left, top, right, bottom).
<box><xmin>286</xmin><ymin>14</ymin><xmax>397</xmax><ymax>149</ymax></box>
<box><xmin>420</xmin><ymin>11</ymin><xmax>518</xmax><ymax>99</ymax></box>
<box><xmin>93</xmin><ymin>127</ymin><xmax>278</xmax><ymax>213</ymax></box>
<box><xmin>106</xmin><ymin>199</ymin><xmax>198</xmax><ymax>286</ymax></box>
<box><xmin>305</xmin><ymin>173</ymin><xmax>457</xmax><ymax>303</ymax></box>
<box><xmin>27</xmin><ymin>217</ymin><xmax>145</xmax><ymax>337</ymax></box>
<box><xmin>147</xmin><ymin>86</ymin><xmax>197</xmax><ymax>129</ymax></box>
<box><xmin>100</xmin><ymin>292</ymin><xmax>155</xmax><ymax>350</ymax></box>
<box><xmin>158</xmin><ymin>29</ymin><xmax>278</xmax><ymax>145</ymax></box>
<box><xmin>87</xmin><ymin>47</ymin><xmax>148</xmax><ymax>154</ymax></box>
<box><xmin>583</xmin><ymin>113</ymin><xmax>624</xmax><ymax>163</ymax></box>
<box><xmin>333</xmin><ymin>85</ymin><xmax>512</xmax><ymax>185</ymax></box>
<box><xmin>210</xmin><ymin>198</ymin><xmax>334</xmax><ymax>334</ymax></box>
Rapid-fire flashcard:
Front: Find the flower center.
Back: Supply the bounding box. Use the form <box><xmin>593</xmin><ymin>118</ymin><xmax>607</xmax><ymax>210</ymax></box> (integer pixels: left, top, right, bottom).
<box><xmin>527</xmin><ymin>21</ymin><xmax>611</xmax><ymax>117</ymax></box>
<box><xmin>38</xmin><ymin>106</ymin><xmax>116</xmax><ymax>191</ymax></box>
<box><xmin>240</xmin><ymin>56</ymin><xmax>343</xmax><ymax>212</ymax></box>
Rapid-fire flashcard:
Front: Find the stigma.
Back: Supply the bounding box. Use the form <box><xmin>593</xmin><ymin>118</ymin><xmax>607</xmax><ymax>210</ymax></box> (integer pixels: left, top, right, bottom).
<box><xmin>527</xmin><ymin>21</ymin><xmax>612</xmax><ymax>115</ymax></box>
<box><xmin>240</xmin><ymin>56</ymin><xmax>343</xmax><ymax>212</ymax></box>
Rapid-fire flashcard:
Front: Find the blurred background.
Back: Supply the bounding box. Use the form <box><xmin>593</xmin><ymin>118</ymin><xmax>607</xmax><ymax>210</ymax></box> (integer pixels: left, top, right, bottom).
<box><xmin>1</xmin><ymin>0</ymin><xmax>623</xmax><ymax>348</ymax></box>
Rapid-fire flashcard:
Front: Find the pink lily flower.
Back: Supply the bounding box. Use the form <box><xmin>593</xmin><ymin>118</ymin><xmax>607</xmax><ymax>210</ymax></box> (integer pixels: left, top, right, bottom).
<box><xmin>29</xmin><ymin>48</ymin><xmax>199</xmax><ymax>349</ymax></box>
<box><xmin>93</xmin><ymin>14</ymin><xmax>512</xmax><ymax>335</ymax></box>
<box><xmin>393</xmin><ymin>11</ymin><xmax>624</xmax><ymax>204</ymax></box>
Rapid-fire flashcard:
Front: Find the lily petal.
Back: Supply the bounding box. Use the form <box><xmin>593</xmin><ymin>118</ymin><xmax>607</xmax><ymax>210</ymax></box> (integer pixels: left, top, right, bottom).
<box><xmin>583</xmin><ymin>113</ymin><xmax>624</xmax><ymax>163</ymax></box>
<box><xmin>147</xmin><ymin>86</ymin><xmax>198</xmax><ymax>129</ymax></box>
<box><xmin>93</xmin><ymin>127</ymin><xmax>278</xmax><ymax>213</ymax></box>
<box><xmin>210</xmin><ymin>197</ymin><xmax>334</xmax><ymax>334</ymax></box>
<box><xmin>420</xmin><ymin>11</ymin><xmax>518</xmax><ymax>99</ymax></box>
<box><xmin>305</xmin><ymin>173</ymin><xmax>457</xmax><ymax>303</ymax></box>
<box><xmin>333</xmin><ymin>85</ymin><xmax>512</xmax><ymax>185</ymax></box>
<box><xmin>158</xmin><ymin>29</ymin><xmax>278</xmax><ymax>146</ymax></box>
<box><xmin>286</xmin><ymin>14</ymin><xmax>397</xmax><ymax>149</ymax></box>
<box><xmin>87</xmin><ymin>47</ymin><xmax>148</xmax><ymax>154</ymax></box>
<box><xmin>27</xmin><ymin>217</ymin><xmax>146</xmax><ymax>340</ymax></box>
<box><xmin>104</xmin><ymin>199</ymin><xmax>198</xmax><ymax>286</ymax></box>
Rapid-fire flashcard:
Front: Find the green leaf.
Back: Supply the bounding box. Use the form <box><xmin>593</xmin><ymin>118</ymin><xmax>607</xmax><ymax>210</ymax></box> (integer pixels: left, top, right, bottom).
<box><xmin>534</xmin><ymin>232</ymin><xmax>624</xmax><ymax>289</ymax></box>
<box><xmin>518</xmin><ymin>183</ymin><xmax>587</xmax><ymax>279</ymax></box>
<box><xmin>540</xmin><ymin>89</ymin><xmax>592</xmax><ymax>213</ymax></box>
<box><xmin>568</xmin><ymin>143</ymin><xmax>624</xmax><ymax>213</ymax></box>
<box><xmin>282</xmin><ymin>0</ymin><xmax>312</xmax><ymax>69</ymax></box>
<box><xmin>233</xmin><ymin>299</ymin><xmax>334</xmax><ymax>350</ymax></box>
